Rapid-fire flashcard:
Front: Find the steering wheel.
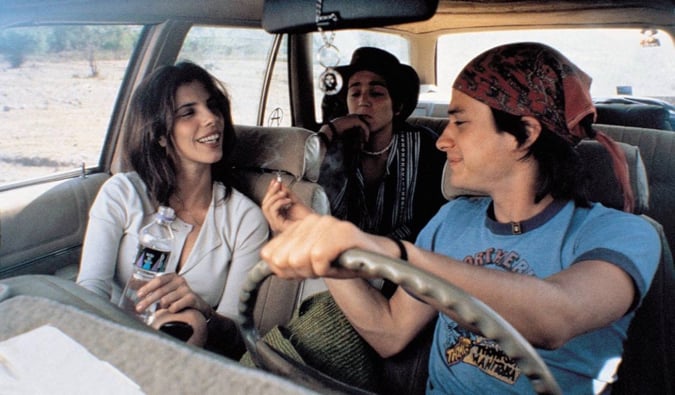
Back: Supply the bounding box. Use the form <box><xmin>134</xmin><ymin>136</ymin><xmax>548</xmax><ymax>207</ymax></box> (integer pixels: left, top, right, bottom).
<box><xmin>238</xmin><ymin>248</ymin><xmax>562</xmax><ymax>395</ymax></box>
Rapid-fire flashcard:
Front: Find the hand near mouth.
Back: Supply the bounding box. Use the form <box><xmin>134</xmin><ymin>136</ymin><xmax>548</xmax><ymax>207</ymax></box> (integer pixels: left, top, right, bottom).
<box><xmin>323</xmin><ymin>113</ymin><xmax>371</xmax><ymax>144</ymax></box>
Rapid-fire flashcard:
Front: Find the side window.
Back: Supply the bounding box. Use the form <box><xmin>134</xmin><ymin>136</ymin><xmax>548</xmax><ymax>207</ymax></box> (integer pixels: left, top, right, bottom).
<box><xmin>265</xmin><ymin>35</ymin><xmax>291</xmax><ymax>127</ymax></box>
<box><xmin>0</xmin><ymin>25</ymin><xmax>142</xmax><ymax>187</ymax></box>
<box><xmin>178</xmin><ymin>27</ymin><xmax>291</xmax><ymax>126</ymax></box>
<box><xmin>311</xmin><ymin>30</ymin><xmax>409</xmax><ymax>123</ymax></box>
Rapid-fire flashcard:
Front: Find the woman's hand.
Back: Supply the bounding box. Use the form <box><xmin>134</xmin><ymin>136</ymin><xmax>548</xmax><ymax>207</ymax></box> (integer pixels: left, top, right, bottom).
<box><xmin>136</xmin><ymin>273</ymin><xmax>212</xmax><ymax>320</ymax></box>
<box><xmin>261</xmin><ymin>178</ymin><xmax>313</xmax><ymax>234</ymax></box>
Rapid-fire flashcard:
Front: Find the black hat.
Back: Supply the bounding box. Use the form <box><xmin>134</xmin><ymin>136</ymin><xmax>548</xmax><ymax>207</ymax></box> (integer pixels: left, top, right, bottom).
<box><xmin>334</xmin><ymin>47</ymin><xmax>420</xmax><ymax>121</ymax></box>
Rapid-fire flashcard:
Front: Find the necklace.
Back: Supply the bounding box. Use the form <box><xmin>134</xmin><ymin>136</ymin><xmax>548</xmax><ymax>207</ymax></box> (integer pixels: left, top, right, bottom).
<box><xmin>361</xmin><ymin>137</ymin><xmax>395</xmax><ymax>156</ymax></box>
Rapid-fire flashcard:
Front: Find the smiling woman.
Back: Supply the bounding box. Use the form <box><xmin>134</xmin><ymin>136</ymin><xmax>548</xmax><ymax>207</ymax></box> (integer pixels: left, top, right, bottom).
<box><xmin>170</xmin><ymin>80</ymin><xmax>227</xmax><ymax>168</ymax></box>
<box><xmin>76</xmin><ymin>62</ymin><xmax>269</xmax><ymax>356</ymax></box>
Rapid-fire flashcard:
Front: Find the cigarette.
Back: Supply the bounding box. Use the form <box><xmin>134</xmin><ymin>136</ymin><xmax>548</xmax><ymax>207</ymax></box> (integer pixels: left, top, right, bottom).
<box><xmin>276</xmin><ymin>172</ymin><xmax>283</xmax><ymax>183</ymax></box>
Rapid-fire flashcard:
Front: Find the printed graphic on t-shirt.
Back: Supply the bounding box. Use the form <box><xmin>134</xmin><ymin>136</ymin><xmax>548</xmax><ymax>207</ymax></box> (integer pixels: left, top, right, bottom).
<box><xmin>445</xmin><ymin>334</ymin><xmax>521</xmax><ymax>384</ymax></box>
<box><xmin>462</xmin><ymin>247</ymin><xmax>535</xmax><ymax>275</ymax></box>
<box><xmin>440</xmin><ymin>245</ymin><xmax>534</xmax><ymax>386</ymax></box>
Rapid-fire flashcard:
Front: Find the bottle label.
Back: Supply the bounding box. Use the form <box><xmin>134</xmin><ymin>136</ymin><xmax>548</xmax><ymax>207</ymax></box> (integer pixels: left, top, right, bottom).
<box><xmin>134</xmin><ymin>247</ymin><xmax>170</xmax><ymax>272</ymax></box>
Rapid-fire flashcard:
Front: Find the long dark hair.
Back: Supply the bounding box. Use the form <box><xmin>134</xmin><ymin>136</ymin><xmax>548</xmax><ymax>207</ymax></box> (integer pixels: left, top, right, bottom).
<box><xmin>491</xmin><ymin>108</ymin><xmax>590</xmax><ymax>207</ymax></box>
<box><xmin>123</xmin><ymin>61</ymin><xmax>236</xmax><ymax>205</ymax></box>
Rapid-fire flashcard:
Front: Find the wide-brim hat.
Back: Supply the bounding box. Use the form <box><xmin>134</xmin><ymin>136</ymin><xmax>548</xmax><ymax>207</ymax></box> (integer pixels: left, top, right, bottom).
<box><xmin>334</xmin><ymin>47</ymin><xmax>420</xmax><ymax>121</ymax></box>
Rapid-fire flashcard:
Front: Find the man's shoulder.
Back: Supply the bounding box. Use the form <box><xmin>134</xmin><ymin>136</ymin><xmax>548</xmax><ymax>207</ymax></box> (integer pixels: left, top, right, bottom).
<box><xmin>579</xmin><ymin>202</ymin><xmax>653</xmax><ymax>227</ymax></box>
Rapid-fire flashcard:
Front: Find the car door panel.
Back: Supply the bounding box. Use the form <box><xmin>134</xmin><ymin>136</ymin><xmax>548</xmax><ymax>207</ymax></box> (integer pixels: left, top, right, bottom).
<box><xmin>0</xmin><ymin>173</ymin><xmax>108</xmax><ymax>280</ymax></box>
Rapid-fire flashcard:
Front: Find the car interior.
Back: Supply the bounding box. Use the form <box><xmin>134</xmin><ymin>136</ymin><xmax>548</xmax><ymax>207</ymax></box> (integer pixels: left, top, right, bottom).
<box><xmin>0</xmin><ymin>0</ymin><xmax>673</xmax><ymax>394</ymax></box>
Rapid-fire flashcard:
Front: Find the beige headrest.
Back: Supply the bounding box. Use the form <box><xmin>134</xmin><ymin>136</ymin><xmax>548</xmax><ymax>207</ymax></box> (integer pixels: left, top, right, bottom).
<box><xmin>577</xmin><ymin>139</ymin><xmax>649</xmax><ymax>214</ymax></box>
<box><xmin>231</xmin><ymin>171</ymin><xmax>330</xmax><ymax>215</ymax></box>
<box><xmin>231</xmin><ymin>125</ymin><xmax>323</xmax><ymax>182</ymax></box>
<box><xmin>441</xmin><ymin>165</ymin><xmax>481</xmax><ymax>200</ymax></box>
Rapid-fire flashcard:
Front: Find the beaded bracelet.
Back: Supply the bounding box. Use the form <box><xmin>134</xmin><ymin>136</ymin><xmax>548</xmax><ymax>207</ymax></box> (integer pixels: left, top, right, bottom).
<box><xmin>388</xmin><ymin>237</ymin><xmax>408</xmax><ymax>261</ymax></box>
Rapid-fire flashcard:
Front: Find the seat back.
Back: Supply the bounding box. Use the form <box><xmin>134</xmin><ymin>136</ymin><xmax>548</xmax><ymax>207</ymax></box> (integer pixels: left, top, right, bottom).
<box><xmin>596</xmin><ymin>123</ymin><xmax>675</xmax><ymax>256</ymax></box>
<box><xmin>231</xmin><ymin>125</ymin><xmax>329</xmax><ymax>334</ymax></box>
<box><xmin>613</xmin><ymin>216</ymin><xmax>675</xmax><ymax>394</ymax></box>
<box><xmin>230</xmin><ymin>125</ymin><xmax>328</xmax><ymax>211</ymax></box>
<box><xmin>594</xmin><ymin>102</ymin><xmax>672</xmax><ymax>131</ymax></box>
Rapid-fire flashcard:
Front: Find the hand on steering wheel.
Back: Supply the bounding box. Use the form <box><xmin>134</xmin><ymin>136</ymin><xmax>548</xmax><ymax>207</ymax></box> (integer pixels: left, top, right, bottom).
<box><xmin>238</xmin><ymin>250</ymin><xmax>562</xmax><ymax>395</ymax></box>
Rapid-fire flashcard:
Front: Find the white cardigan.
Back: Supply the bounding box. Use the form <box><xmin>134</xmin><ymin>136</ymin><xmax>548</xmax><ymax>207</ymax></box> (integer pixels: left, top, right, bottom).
<box><xmin>77</xmin><ymin>172</ymin><xmax>269</xmax><ymax>318</ymax></box>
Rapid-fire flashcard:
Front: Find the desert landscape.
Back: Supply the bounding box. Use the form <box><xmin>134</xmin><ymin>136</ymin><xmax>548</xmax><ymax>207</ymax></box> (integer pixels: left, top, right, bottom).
<box><xmin>0</xmin><ymin>59</ymin><xmax>127</xmax><ymax>184</ymax></box>
<box><xmin>0</xmin><ymin>56</ymin><xmax>285</xmax><ymax>186</ymax></box>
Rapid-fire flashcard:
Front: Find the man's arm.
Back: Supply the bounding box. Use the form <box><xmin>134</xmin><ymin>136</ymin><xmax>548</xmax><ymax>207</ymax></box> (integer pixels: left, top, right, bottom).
<box><xmin>261</xmin><ymin>214</ymin><xmax>436</xmax><ymax>357</ymax></box>
<box><xmin>406</xmin><ymin>245</ymin><xmax>636</xmax><ymax>349</ymax></box>
<box><xmin>324</xmin><ymin>277</ymin><xmax>437</xmax><ymax>357</ymax></box>
<box><xmin>263</xmin><ymin>213</ymin><xmax>653</xmax><ymax>351</ymax></box>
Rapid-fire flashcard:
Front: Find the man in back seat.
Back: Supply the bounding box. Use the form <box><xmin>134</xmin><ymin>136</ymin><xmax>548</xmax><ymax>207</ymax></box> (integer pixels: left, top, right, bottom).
<box><xmin>260</xmin><ymin>42</ymin><xmax>660</xmax><ymax>394</ymax></box>
<box><xmin>265</xmin><ymin>46</ymin><xmax>446</xmax><ymax>245</ymax></box>
<box><xmin>257</xmin><ymin>47</ymin><xmax>445</xmax><ymax>392</ymax></box>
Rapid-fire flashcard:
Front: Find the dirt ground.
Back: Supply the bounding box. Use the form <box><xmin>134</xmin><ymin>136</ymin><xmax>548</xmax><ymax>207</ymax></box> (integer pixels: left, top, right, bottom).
<box><xmin>0</xmin><ymin>57</ymin><xmax>283</xmax><ymax>186</ymax></box>
<box><xmin>0</xmin><ymin>59</ymin><xmax>127</xmax><ymax>184</ymax></box>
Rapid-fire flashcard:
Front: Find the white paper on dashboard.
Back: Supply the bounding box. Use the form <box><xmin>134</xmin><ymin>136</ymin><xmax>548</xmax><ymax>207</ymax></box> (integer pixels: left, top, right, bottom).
<box><xmin>0</xmin><ymin>324</ymin><xmax>144</xmax><ymax>395</ymax></box>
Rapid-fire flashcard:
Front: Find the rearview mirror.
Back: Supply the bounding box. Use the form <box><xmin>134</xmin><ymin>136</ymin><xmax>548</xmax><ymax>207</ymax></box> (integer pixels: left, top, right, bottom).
<box><xmin>262</xmin><ymin>0</ymin><xmax>439</xmax><ymax>34</ymax></box>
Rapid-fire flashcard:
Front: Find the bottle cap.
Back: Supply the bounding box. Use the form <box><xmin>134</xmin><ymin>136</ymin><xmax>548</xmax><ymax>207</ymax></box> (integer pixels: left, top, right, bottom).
<box><xmin>157</xmin><ymin>206</ymin><xmax>176</xmax><ymax>221</ymax></box>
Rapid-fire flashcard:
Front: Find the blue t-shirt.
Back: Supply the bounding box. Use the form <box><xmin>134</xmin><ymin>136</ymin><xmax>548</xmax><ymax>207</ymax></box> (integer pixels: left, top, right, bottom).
<box><xmin>415</xmin><ymin>197</ymin><xmax>660</xmax><ymax>394</ymax></box>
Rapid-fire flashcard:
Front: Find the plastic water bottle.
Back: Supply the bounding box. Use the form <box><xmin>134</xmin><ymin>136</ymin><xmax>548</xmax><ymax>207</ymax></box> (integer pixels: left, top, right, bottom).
<box><xmin>119</xmin><ymin>206</ymin><xmax>175</xmax><ymax>324</ymax></box>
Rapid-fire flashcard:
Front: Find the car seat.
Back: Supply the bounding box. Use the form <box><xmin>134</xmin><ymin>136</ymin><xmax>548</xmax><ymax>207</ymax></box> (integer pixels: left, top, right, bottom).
<box><xmin>229</xmin><ymin>125</ymin><xmax>331</xmax><ymax>335</ymax></box>
<box><xmin>594</xmin><ymin>98</ymin><xmax>673</xmax><ymax>131</ymax></box>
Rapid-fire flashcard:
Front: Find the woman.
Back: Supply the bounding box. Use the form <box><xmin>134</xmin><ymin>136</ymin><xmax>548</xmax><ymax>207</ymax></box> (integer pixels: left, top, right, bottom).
<box><xmin>265</xmin><ymin>47</ymin><xmax>446</xmax><ymax>242</ymax></box>
<box><xmin>260</xmin><ymin>43</ymin><xmax>660</xmax><ymax>393</ymax></box>
<box><xmin>77</xmin><ymin>62</ymin><xmax>268</xmax><ymax>356</ymax></box>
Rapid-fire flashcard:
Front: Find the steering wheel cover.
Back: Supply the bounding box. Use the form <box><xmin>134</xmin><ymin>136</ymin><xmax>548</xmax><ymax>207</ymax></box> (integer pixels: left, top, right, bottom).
<box><xmin>238</xmin><ymin>248</ymin><xmax>562</xmax><ymax>395</ymax></box>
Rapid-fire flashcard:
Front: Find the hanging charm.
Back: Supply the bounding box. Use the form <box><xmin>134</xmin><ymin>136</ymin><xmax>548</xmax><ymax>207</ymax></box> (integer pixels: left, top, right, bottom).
<box><xmin>319</xmin><ymin>67</ymin><xmax>342</xmax><ymax>95</ymax></box>
<box><xmin>317</xmin><ymin>31</ymin><xmax>342</xmax><ymax>95</ymax></box>
<box><xmin>316</xmin><ymin>0</ymin><xmax>342</xmax><ymax>95</ymax></box>
<box><xmin>318</xmin><ymin>40</ymin><xmax>342</xmax><ymax>95</ymax></box>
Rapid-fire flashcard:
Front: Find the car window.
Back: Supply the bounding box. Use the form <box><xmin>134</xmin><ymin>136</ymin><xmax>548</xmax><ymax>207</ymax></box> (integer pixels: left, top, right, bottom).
<box><xmin>178</xmin><ymin>27</ymin><xmax>290</xmax><ymax>126</ymax></box>
<box><xmin>433</xmin><ymin>28</ymin><xmax>674</xmax><ymax>105</ymax></box>
<box><xmin>264</xmin><ymin>34</ymin><xmax>291</xmax><ymax>127</ymax></box>
<box><xmin>311</xmin><ymin>30</ymin><xmax>409</xmax><ymax>123</ymax></box>
<box><xmin>0</xmin><ymin>24</ymin><xmax>142</xmax><ymax>187</ymax></box>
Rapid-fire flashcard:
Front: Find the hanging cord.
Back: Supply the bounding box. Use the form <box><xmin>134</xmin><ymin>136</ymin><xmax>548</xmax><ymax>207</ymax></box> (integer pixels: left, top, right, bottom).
<box><xmin>315</xmin><ymin>0</ymin><xmax>342</xmax><ymax>95</ymax></box>
<box><xmin>315</xmin><ymin>0</ymin><xmax>339</xmax><ymax>29</ymax></box>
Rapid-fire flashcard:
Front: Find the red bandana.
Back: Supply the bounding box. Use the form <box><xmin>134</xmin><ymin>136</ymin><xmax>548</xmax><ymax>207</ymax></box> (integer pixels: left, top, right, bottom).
<box><xmin>453</xmin><ymin>42</ymin><xmax>595</xmax><ymax>145</ymax></box>
<box><xmin>453</xmin><ymin>42</ymin><xmax>634</xmax><ymax>212</ymax></box>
